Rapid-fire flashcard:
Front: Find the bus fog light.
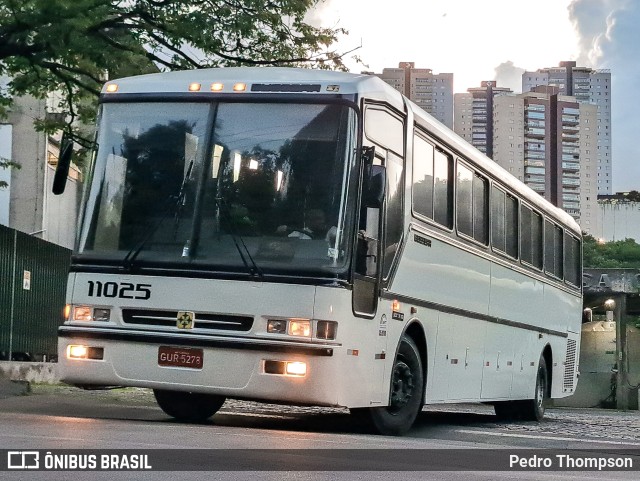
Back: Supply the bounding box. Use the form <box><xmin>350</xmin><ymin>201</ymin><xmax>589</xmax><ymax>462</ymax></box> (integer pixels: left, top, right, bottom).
<box><xmin>73</xmin><ymin>306</ymin><xmax>93</xmax><ymax>321</ymax></box>
<box><xmin>285</xmin><ymin>361</ymin><xmax>307</xmax><ymax>376</ymax></box>
<box><xmin>267</xmin><ymin>319</ymin><xmax>287</xmax><ymax>334</ymax></box>
<box><xmin>288</xmin><ymin>319</ymin><xmax>311</xmax><ymax>337</ymax></box>
<box><xmin>68</xmin><ymin>345</ymin><xmax>88</xmax><ymax>359</ymax></box>
<box><xmin>316</xmin><ymin>321</ymin><xmax>337</xmax><ymax>340</ymax></box>
<box><xmin>67</xmin><ymin>345</ymin><xmax>103</xmax><ymax>360</ymax></box>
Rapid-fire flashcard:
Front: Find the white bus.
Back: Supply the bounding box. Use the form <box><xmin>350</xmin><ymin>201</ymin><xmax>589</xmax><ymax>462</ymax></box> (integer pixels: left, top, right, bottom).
<box><xmin>57</xmin><ymin>67</ymin><xmax>582</xmax><ymax>435</ymax></box>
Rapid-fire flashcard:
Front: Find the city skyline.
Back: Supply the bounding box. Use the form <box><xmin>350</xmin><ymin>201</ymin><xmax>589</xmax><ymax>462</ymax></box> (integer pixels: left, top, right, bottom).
<box><xmin>315</xmin><ymin>0</ymin><xmax>639</xmax><ymax>193</ymax></box>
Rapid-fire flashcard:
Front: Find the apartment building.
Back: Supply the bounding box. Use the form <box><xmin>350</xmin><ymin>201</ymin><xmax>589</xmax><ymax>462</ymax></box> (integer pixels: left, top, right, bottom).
<box><xmin>454</xmin><ymin>81</ymin><xmax>512</xmax><ymax>157</ymax></box>
<box><xmin>522</xmin><ymin>61</ymin><xmax>612</xmax><ymax>195</ymax></box>
<box><xmin>372</xmin><ymin>62</ymin><xmax>454</xmax><ymax>128</ymax></box>
<box><xmin>492</xmin><ymin>86</ymin><xmax>598</xmax><ymax>232</ymax></box>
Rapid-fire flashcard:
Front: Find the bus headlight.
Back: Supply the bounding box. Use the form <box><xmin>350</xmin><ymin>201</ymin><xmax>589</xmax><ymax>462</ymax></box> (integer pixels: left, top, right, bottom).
<box><xmin>288</xmin><ymin>319</ymin><xmax>311</xmax><ymax>337</ymax></box>
<box><xmin>71</xmin><ymin>306</ymin><xmax>111</xmax><ymax>322</ymax></box>
<box><xmin>73</xmin><ymin>306</ymin><xmax>93</xmax><ymax>321</ymax></box>
<box><xmin>267</xmin><ymin>319</ymin><xmax>287</xmax><ymax>334</ymax></box>
<box><xmin>267</xmin><ymin>319</ymin><xmax>336</xmax><ymax>339</ymax></box>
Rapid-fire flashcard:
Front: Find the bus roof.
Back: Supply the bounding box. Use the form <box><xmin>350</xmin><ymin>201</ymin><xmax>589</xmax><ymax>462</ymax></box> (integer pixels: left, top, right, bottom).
<box><xmin>102</xmin><ymin>66</ymin><xmax>580</xmax><ymax>235</ymax></box>
<box><xmin>102</xmin><ymin>66</ymin><xmax>404</xmax><ymax>107</ymax></box>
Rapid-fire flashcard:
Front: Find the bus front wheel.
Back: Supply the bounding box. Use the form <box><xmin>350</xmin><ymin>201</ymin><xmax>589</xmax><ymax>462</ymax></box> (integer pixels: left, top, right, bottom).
<box><xmin>153</xmin><ymin>389</ymin><xmax>226</xmax><ymax>423</ymax></box>
<box><xmin>360</xmin><ymin>335</ymin><xmax>424</xmax><ymax>436</ymax></box>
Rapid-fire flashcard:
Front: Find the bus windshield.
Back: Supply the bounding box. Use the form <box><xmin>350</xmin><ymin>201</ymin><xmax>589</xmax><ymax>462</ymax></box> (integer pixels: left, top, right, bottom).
<box><xmin>77</xmin><ymin>101</ymin><xmax>358</xmax><ymax>277</ymax></box>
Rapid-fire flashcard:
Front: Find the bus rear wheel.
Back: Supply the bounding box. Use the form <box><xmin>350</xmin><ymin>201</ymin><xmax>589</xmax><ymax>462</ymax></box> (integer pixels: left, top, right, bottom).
<box><xmin>361</xmin><ymin>335</ymin><xmax>424</xmax><ymax>436</ymax></box>
<box><xmin>520</xmin><ymin>355</ymin><xmax>548</xmax><ymax>421</ymax></box>
<box><xmin>153</xmin><ymin>389</ymin><xmax>226</xmax><ymax>422</ymax></box>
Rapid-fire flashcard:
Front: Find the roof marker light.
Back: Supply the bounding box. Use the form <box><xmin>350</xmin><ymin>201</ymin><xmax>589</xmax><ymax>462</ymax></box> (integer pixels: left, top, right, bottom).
<box><xmin>189</xmin><ymin>83</ymin><xmax>202</xmax><ymax>92</ymax></box>
<box><xmin>105</xmin><ymin>84</ymin><xmax>118</xmax><ymax>93</ymax></box>
<box><xmin>211</xmin><ymin>82</ymin><xmax>224</xmax><ymax>92</ymax></box>
<box><xmin>233</xmin><ymin>83</ymin><xmax>247</xmax><ymax>92</ymax></box>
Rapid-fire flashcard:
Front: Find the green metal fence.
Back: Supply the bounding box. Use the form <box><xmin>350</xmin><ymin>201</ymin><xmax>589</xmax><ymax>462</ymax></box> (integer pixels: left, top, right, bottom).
<box><xmin>0</xmin><ymin>225</ymin><xmax>71</xmax><ymax>361</ymax></box>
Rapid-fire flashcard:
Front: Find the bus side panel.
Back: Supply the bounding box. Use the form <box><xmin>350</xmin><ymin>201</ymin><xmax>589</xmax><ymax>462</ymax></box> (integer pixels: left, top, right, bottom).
<box><xmin>488</xmin><ymin>263</ymin><xmax>544</xmax><ymax>328</ymax></box>
<box><xmin>313</xmin><ymin>286</ymin><xmax>383</xmax><ymax>407</ymax></box>
<box><xmin>486</xmin><ymin>262</ymin><xmax>544</xmax><ymax>399</ymax></box>
<box><xmin>393</xmin><ymin>228</ymin><xmax>491</xmax><ymax>316</ymax></box>
<box><xmin>391</xmin><ymin>227</ymin><xmax>491</xmax><ymax>402</ymax></box>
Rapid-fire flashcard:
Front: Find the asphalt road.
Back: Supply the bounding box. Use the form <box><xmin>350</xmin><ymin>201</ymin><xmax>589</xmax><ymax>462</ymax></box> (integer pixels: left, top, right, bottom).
<box><xmin>1</xmin><ymin>385</ymin><xmax>639</xmax><ymax>480</ymax></box>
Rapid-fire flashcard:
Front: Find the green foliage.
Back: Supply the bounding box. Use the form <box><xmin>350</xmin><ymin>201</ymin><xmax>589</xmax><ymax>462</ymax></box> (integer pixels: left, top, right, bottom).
<box><xmin>0</xmin><ymin>0</ymin><xmax>350</xmax><ymax>144</ymax></box>
<box><xmin>583</xmin><ymin>234</ymin><xmax>640</xmax><ymax>268</ymax></box>
<box><xmin>624</xmin><ymin>190</ymin><xmax>640</xmax><ymax>202</ymax></box>
<box><xmin>0</xmin><ymin>157</ymin><xmax>20</xmax><ymax>188</ymax></box>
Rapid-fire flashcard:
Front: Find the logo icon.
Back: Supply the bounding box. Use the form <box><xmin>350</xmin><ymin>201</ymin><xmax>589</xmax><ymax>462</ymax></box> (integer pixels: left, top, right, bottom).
<box><xmin>176</xmin><ymin>311</ymin><xmax>194</xmax><ymax>329</ymax></box>
<box><xmin>8</xmin><ymin>451</ymin><xmax>39</xmax><ymax>470</ymax></box>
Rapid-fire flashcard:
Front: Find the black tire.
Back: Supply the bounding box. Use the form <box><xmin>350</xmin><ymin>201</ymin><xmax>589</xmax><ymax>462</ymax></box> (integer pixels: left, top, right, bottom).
<box><xmin>520</xmin><ymin>355</ymin><xmax>548</xmax><ymax>421</ymax></box>
<box><xmin>153</xmin><ymin>389</ymin><xmax>226</xmax><ymax>423</ymax></box>
<box><xmin>359</xmin><ymin>336</ymin><xmax>424</xmax><ymax>436</ymax></box>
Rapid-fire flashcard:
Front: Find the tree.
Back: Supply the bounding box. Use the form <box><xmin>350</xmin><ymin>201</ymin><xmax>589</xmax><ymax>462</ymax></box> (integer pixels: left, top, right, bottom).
<box><xmin>583</xmin><ymin>234</ymin><xmax>640</xmax><ymax>268</ymax></box>
<box><xmin>0</xmin><ymin>0</ymin><xmax>351</xmax><ymax>144</ymax></box>
<box><xmin>625</xmin><ymin>190</ymin><xmax>640</xmax><ymax>202</ymax></box>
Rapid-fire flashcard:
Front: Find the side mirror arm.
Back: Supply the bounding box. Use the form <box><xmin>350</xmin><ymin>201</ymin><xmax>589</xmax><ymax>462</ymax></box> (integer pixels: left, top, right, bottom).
<box><xmin>52</xmin><ymin>133</ymin><xmax>73</xmax><ymax>195</ymax></box>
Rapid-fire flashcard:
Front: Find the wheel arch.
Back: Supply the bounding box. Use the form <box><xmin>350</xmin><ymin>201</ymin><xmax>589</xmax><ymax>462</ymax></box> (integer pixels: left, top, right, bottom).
<box><xmin>402</xmin><ymin>320</ymin><xmax>428</xmax><ymax>404</ymax></box>
<box><xmin>542</xmin><ymin>343</ymin><xmax>553</xmax><ymax>398</ymax></box>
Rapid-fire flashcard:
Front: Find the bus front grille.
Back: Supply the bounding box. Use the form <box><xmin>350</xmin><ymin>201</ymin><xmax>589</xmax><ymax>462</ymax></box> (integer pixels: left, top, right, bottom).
<box><xmin>121</xmin><ymin>309</ymin><xmax>253</xmax><ymax>332</ymax></box>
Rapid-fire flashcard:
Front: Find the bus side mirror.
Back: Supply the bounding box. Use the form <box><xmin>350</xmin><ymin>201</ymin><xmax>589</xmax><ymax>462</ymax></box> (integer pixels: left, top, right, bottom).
<box><xmin>364</xmin><ymin>165</ymin><xmax>386</xmax><ymax>208</ymax></box>
<box><xmin>52</xmin><ymin>133</ymin><xmax>73</xmax><ymax>195</ymax></box>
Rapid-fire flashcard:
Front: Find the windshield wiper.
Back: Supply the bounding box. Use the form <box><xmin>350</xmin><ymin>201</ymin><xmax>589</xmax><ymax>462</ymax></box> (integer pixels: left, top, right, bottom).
<box><xmin>214</xmin><ymin>195</ymin><xmax>264</xmax><ymax>279</ymax></box>
<box><xmin>122</xmin><ymin>160</ymin><xmax>193</xmax><ymax>270</ymax></box>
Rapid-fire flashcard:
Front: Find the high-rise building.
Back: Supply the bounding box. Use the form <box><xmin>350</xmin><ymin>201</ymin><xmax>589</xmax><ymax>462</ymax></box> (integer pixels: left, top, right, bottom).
<box><xmin>522</xmin><ymin>61</ymin><xmax>612</xmax><ymax>195</ymax></box>
<box><xmin>492</xmin><ymin>86</ymin><xmax>598</xmax><ymax>232</ymax></box>
<box><xmin>372</xmin><ymin>62</ymin><xmax>454</xmax><ymax>128</ymax></box>
<box><xmin>454</xmin><ymin>81</ymin><xmax>512</xmax><ymax>157</ymax></box>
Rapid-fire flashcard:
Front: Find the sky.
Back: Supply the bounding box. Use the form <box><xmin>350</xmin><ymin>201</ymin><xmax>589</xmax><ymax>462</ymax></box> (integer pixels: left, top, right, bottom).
<box><xmin>311</xmin><ymin>0</ymin><xmax>639</xmax><ymax>193</ymax></box>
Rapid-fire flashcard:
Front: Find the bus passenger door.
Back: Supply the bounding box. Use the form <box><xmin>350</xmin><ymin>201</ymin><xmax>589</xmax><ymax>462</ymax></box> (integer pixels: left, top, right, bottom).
<box><xmin>352</xmin><ymin>146</ymin><xmax>383</xmax><ymax>318</ymax></box>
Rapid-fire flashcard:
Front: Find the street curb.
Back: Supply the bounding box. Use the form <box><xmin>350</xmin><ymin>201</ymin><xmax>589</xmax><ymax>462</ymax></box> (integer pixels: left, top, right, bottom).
<box><xmin>0</xmin><ymin>361</ymin><xmax>60</xmax><ymax>384</ymax></box>
<box><xmin>0</xmin><ymin>379</ymin><xmax>31</xmax><ymax>398</ymax></box>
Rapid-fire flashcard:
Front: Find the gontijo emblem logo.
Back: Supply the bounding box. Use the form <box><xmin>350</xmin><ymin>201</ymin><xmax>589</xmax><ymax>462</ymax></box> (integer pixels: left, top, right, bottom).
<box><xmin>176</xmin><ymin>311</ymin><xmax>194</xmax><ymax>329</ymax></box>
<box><xmin>8</xmin><ymin>451</ymin><xmax>39</xmax><ymax>469</ymax></box>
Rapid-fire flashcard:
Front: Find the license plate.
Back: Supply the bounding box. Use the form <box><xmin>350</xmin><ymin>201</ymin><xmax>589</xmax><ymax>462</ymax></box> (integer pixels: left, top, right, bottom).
<box><xmin>158</xmin><ymin>346</ymin><xmax>203</xmax><ymax>369</ymax></box>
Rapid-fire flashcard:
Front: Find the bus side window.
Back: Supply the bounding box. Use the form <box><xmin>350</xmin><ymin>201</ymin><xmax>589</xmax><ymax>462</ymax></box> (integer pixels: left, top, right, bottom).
<box><xmin>412</xmin><ymin>135</ymin><xmax>434</xmax><ymax>219</ymax></box>
<box><xmin>491</xmin><ymin>186</ymin><xmax>506</xmax><ymax>252</ymax></box>
<box><xmin>456</xmin><ymin>162</ymin><xmax>487</xmax><ymax>244</ymax></box>
<box><xmin>521</xmin><ymin>205</ymin><xmax>543</xmax><ymax>269</ymax></box>
<box><xmin>433</xmin><ymin>150</ymin><xmax>453</xmax><ymax>228</ymax></box>
<box><xmin>505</xmin><ymin>194</ymin><xmax>518</xmax><ymax>258</ymax></box>
<box><xmin>491</xmin><ymin>188</ymin><xmax>518</xmax><ymax>258</ymax></box>
<box><xmin>544</xmin><ymin>220</ymin><xmax>564</xmax><ymax>279</ymax></box>
<box><xmin>564</xmin><ymin>233</ymin><xmax>581</xmax><ymax>286</ymax></box>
